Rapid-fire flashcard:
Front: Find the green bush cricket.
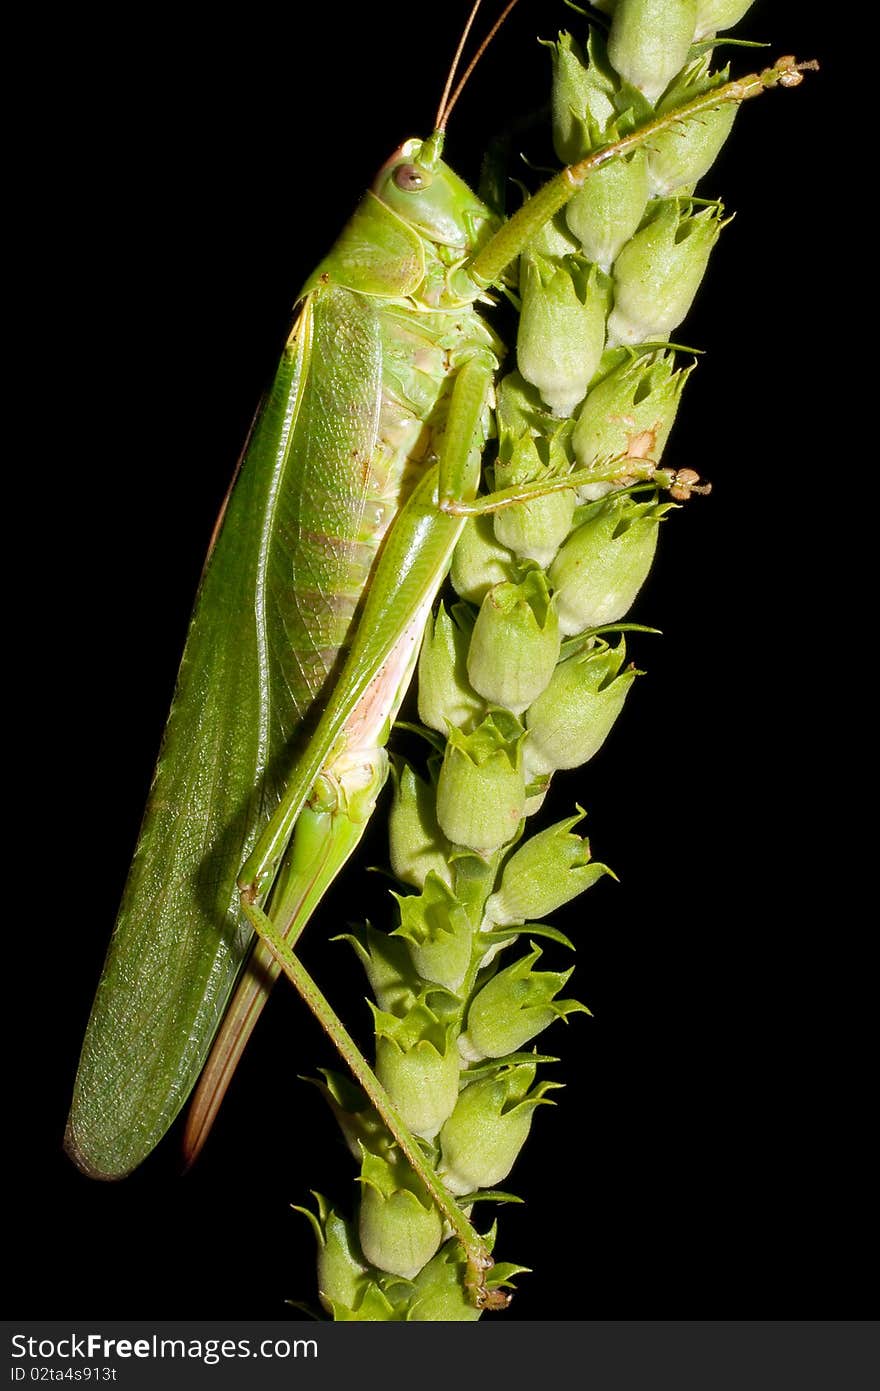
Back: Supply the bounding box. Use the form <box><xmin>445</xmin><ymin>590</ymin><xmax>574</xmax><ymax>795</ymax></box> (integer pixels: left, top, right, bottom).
<box><xmin>65</xmin><ymin>0</ymin><xmax>814</xmax><ymax>1309</ymax></box>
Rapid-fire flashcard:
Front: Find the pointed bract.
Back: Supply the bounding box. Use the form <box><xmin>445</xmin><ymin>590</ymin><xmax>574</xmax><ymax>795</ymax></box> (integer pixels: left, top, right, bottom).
<box><xmin>518</xmin><ymin>252</ymin><xmax>612</xmax><ymax>416</ymax></box>
<box><xmin>312</xmin><ymin>1200</ymin><xmax>369</xmax><ymax>1315</ymax></box>
<box><xmin>407</xmin><ymin>1241</ymin><xmax>484</xmax><ymax>1321</ymax></box>
<box><xmin>572</xmin><ymin>350</ymin><xmax>689</xmax><ymax>486</ymax></box>
<box><xmin>492</xmin><ymin>433</ymin><xmax>576</xmax><ymax>570</ymax></box>
<box><xmin>439</xmin><ymin>1062</ymin><xmax>558</xmax><ymax>1195</ymax></box>
<box><xmin>467</xmin><ymin>569</ymin><xmax>561</xmax><ymax>716</ymax></box>
<box><xmin>566</xmin><ymin>149</ymin><xmax>649</xmax><ymax>272</ymax></box>
<box><xmin>462</xmin><ymin>945</ymin><xmax>590</xmax><ymax>1059</ymax></box>
<box><xmin>393</xmin><ymin>872</ymin><xmax>475</xmax><ymax>991</ymax></box>
<box><xmin>549</xmin><ymin>497</ymin><xmax>673</xmax><ymax>635</ymax></box>
<box><xmin>417</xmin><ymin>603</ymin><xmax>485</xmax><ymax>737</ymax></box>
<box><xmin>371</xmin><ymin>998</ymin><xmax>462</xmax><ymax>1140</ymax></box>
<box><xmin>358</xmin><ymin>1147</ymin><xmax>444</xmax><ymax>1280</ymax></box>
<box><xmin>607</xmin><ymin>0</ymin><xmax>699</xmax><ymax>104</ymax></box>
<box><xmin>450</xmin><ymin>513</ymin><xmax>515</xmax><ymax>604</ymax></box>
<box><xmin>648</xmin><ymin>62</ymin><xmax>738</xmax><ymax>196</ymax></box>
<box><xmin>524</xmin><ymin>637</ymin><xmax>639</xmax><ymax>777</ymax></box>
<box><xmin>607</xmin><ymin>198</ymin><xmax>725</xmax><ymax>345</ymax></box>
<box><xmin>484</xmin><ymin>811</ymin><xmax>611</xmax><ymax>926</ymax></box>
<box><xmin>436</xmin><ymin>711</ymin><xmax>527</xmax><ymax>852</ymax></box>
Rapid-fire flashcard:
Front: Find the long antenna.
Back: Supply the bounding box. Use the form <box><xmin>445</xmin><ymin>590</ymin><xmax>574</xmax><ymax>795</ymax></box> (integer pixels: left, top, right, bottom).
<box><xmin>436</xmin><ymin>0</ymin><xmax>523</xmax><ymax>132</ymax></box>
<box><xmin>434</xmin><ymin>0</ymin><xmax>485</xmax><ymax>133</ymax></box>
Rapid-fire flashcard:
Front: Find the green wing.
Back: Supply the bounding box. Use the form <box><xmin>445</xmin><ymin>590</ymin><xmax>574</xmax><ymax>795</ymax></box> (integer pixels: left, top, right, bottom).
<box><xmin>66</xmin><ymin>286</ymin><xmax>384</xmax><ymax>1178</ymax></box>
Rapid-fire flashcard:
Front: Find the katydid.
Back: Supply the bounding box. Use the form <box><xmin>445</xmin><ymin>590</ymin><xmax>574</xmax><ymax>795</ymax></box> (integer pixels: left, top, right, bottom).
<box><xmin>65</xmin><ymin>0</ymin><xmax>812</xmax><ymax>1300</ymax></box>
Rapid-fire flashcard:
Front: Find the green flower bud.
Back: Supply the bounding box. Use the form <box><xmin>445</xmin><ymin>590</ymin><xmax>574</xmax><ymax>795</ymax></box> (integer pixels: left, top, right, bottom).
<box><xmin>295</xmin><ymin>1194</ymin><xmax>368</xmax><ymax>1316</ymax></box>
<box><xmin>525</xmin><ymin>637</ymin><xmax>639</xmax><ymax>777</ymax></box>
<box><xmin>319</xmin><ymin>1229</ymin><xmax>371</xmax><ymax>1316</ymax></box>
<box><xmin>607</xmin><ymin>0</ymin><xmax>699</xmax><ymax>104</ymax></box>
<box><xmin>330</xmin><ymin>1282</ymin><xmax>403</xmax><ymax>1322</ymax></box>
<box><xmin>358</xmin><ymin>1147</ymin><xmax>443</xmax><ymax>1279</ymax></box>
<box><xmin>339</xmin><ymin>925</ymin><xmax>420</xmax><ymax>1015</ymax></box>
<box><xmin>546</xmin><ymin>30</ymin><xmax>615</xmax><ymax>162</ymax></box>
<box><xmin>648</xmin><ymin>64</ymin><xmax>737</xmax><ymax>196</ymax></box>
<box><xmin>462</xmin><ymin>944</ymin><xmax>589</xmax><ymax>1059</ymax></box>
<box><xmin>492</xmin><ymin>433</ymin><xmax>576</xmax><ymax>569</ymax></box>
<box><xmin>371</xmin><ymin>998</ymin><xmax>462</xmax><ymax>1139</ymax></box>
<box><xmin>565</xmin><ymin>149</ymin><xmax>649</xmax><ymax>271</ymax></box>
<box><xmin>407</xmin><ymin>1240</ymin><xmax>483</xmax><ymax>1322</ymax></box>
<box><xmin>467</xmin><ymin>569</ymin><xmax>561</xmax><ymax>715</ymax></box>
<box><xmin>417</xmin><ymin>602</ymin><xmax>484</xmax><ymax>736</ymax></box>
<box><xmin>518</xmin><ymin>252</ymin><xmax>612</xmax><ymax>417</ymax></box>
<box><xmin>438</xmin><ymin>1062</ymin><xmax>557</xmax><ymax>1195</ymax></box>
<box><xmin>306</xmin><ymin>1067</ymin><xmax>388</xmax><ymax>1160</ymax></box>
<box><xmin>436</xmin><ymin>710</ymin><xmax>526</xmax><ymax>852</ymax></box>
<box><xmin>694</xmin><ymin>0</ymin><xmax>753</xmax><ymax>40</ymax></box>
<box><xmin>450</xmin><ymin>513</ymin><xmax>514</xmax><ymax>605</ymax></box>
<box><xmin>484</xmin><ymin>811</ymin><xmax>610</xmax><ymax>926</ymax></box>
<box><xmin>496</xmin><ymin>370</ymin><xmax>553</xmax><ymax>443</ymax></box>
<box><xmin>393</xmin><ymin>872</ymin><xmax>474</xmax><ymax>992</ymax></box>
<box><xmin>607</xmin><ymin>198</ymin><xmax>725</xmax><ymax>346</ymax></box>
<box><xmin>529</xmin><ymin>208</ymin><xmax>580</xmax><ymax>260</ymax></box>
<box><xmin>549</xmin><ymin>497</ymin><xmax>672</xmax><ymax>635</ymax></box>
<box><xmin>572</xmin><ymin>351</ymin><xmax>689</xmax><ymax>487</ymax></box>
<box><xmin>388</xmin><ymin>761</ymin><xmax>452</xmax><ymax>892</ymax></box>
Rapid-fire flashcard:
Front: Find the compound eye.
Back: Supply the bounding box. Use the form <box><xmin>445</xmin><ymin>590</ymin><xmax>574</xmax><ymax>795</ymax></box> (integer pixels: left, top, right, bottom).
<box><xmin>393</xmin><ymin>163</ymin><xmax>432</xmax><ymax>191</ymax></box>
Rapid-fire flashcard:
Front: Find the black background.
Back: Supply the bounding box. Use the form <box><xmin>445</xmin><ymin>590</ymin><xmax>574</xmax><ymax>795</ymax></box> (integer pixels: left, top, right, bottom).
<box><xmin>11</xmin><ymin>0</ymin><xmax>868</xmax><ymax>1322</ymax></box>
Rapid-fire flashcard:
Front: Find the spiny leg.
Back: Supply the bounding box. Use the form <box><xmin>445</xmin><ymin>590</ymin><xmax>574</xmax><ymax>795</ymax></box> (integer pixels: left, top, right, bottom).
<box><xmin>440</xmin><ymin>456</ymin><xmax>704</xmax><ymax>517</ymax></box>
<box><xmin>183</xmin><ymin>764</ymin><xmax>388</xmax><ymax>1166</ymax></box>
<box><xmin>462</xmin><ymin>57</ymin><xmax>816</xmax><ymax>296</ymax></box>
<box><xmin>235</xmin><ymin>354</ymin><xmax>506</xmax><ymax>1306</ymax></box>
<box><xmin>241</xmin><ymin>894</ymin><xmax>504</xmax><ymax>1309</ymax></box>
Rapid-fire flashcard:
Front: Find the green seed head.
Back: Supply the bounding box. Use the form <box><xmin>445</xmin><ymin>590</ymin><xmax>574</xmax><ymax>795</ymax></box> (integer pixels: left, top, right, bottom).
<box><xmin>317</xmin><ymin>1209</ymin><xmax>368</xmax><ymax>1315</ymax></box>
<box><xmin>496</xmin><ymin>370</ymin><xmax>554</xmax><ymax>442</ymax></box>
<box><xmin>439</xmin><ymin>1062</ymin><xmax>555</xmax><ymax>1195</ymax></box>
<box><xmin>566</xmin><ymin>149</ymin><xmax>649</xmax><ymax>271</ymax></box>
<box><xmin>648</xmin><ymin>63</ymin><xmax>738</xmax><ymax>196</ymax></box>
<box><xmin>462</xmin><ymin>944</ymin><xmax>589</xmax><ymax>1059</ymax></box>
<box><xmin>588</xmin><ymin>0</ymin><xmax>751</xmax><ymax>40</ymax></box>
<box><xmin>546</xmin><ymin>29</ymin><xmax>616</xmax><ymax>162</ymax></box>
<box><xmin>607</xmin><ymin>197</ymin><xmax>725</xmax><ymax>345</ymax></box>
<box><xmin>296</xmin><ymin>1195</ymin><xmax>368</xmax><ymax>1317</ymax></box>
<box><xmin>529</xmin><ymin>208</ymin><xmax>581</xmax><ymax>260</ymax></box>
<box><xmin>518</xmin><ymin>252</ymin><xmax>612</xmax><ymax>417</ymax></box>
<box><xmin>467</xmin><ymin>569</ymin><xmax>561</xmax><ymax>716</ymax></box>
<box><xmin>358</xmin><ymin>1147</ymin><xmax>443</xmax><ymax>1280</ymax></box>
<box><xmin>607</xmin><ymin>0</ymin><xmax>699</xmax><ymax>104</ymax></box>
<box><xmin>393</xmin><ymin>871</ymin><xmax>475</xmax><ymax>992</ymax></box>
<box><xmin>572</xmin><ymin>350</ymin><xmax>689</xmax><ymax>487</ymax></box>
<box><xmin>492</xmin><ymin>433</ymin><xmax>577</xmax><ymax>570</ymax></box>
<box><xmin>407</xmin><ymin>1241</ymin><xmax>484</xmax><ymax>1322</ymax></box>
<box><xmin>372</xmin><ymin>998</ymin><xmax>462</xmax><ymax>1140</ymax></box>
<box><xmin>525</xmin><ymin>638</ymin><xmax>639</xmax><ymax>777</ymax></box>
<box><xmin>484</xmin><ymin>811</ymin><xmax>610</xmax><ymax>926</ymax></box>
<box><xmin>388</xmin><ymin>761</ymin><xmax>452</xmax><ymax>892</ymax></box>
<box><xmin>305</xmin><ymin>1068</ymin><xmax>388</xmax><ymax>1160</ymax></box>
<box><xmin>417</xmin><ymin>602</ymin><xmax>484</xmax><ymax>736</ymax></box>
<box><xmin>436</xmin><ymin>711</ymin><xmax>526</xmax><ymax>853</ymax></box>
<box><xmin>549</xmin><ymin>496</ymin><xmax>672</xmax><ymax>635</ymax></box>
<box><xmin>341</xmin><ymin>923</ymin><xmax>421</xmax><ymax>1016</ymax></box>
<box><xmin>493</xmin><ymin>376</ymin><xmax>578</xmax><ymax>566</ymax></box>
<box><xmin>450</xmin><ymin>513</ymin><xmax>514</xmax><ymax>605</ymax></box>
